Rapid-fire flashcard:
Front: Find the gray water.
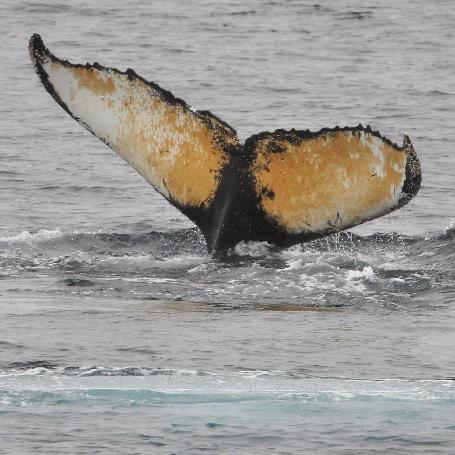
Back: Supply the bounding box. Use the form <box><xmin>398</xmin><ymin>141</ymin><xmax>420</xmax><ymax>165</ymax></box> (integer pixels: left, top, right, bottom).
<box><xmin>1</xmin><ymin>0</ymin><xmax>455</xmax><ymax>453</ymax></box>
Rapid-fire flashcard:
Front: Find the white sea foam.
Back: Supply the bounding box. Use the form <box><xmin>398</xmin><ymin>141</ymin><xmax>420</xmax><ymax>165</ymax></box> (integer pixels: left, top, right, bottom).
<box><xmin>0</xmin><ymin>228</ymin><xmax>63</xmax><ymax>243</ymax></box>
<box><xmin>0</xmin><ymin>369</ymin><xmax>454</xmax><ymax>404</ymax></box>
<box><xmin>187</xmin><ymin>263</ymin><xmax>210</xmax><ymax>274</ymax></box>
<box><xmin>346</xmin><ymin>266</ymin><xmax>376</xmax><ymax>282</ymax></box>
<box><xmin>281</xmin><ymin>258</ymin><xmax>303</xmax><ymax>270</ymax></box>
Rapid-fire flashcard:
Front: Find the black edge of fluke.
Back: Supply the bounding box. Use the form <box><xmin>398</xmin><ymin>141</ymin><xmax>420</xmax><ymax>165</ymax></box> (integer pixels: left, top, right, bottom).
<box><xmin>243</xmin><ymin>123</ymin><xmax>402</xmax><ymax>156</ymax></box>
<box><xmin>29</xmin><ymin>33</ymin><xmax>46</xmax><ymax>62</ymax></box>
<box><xmin>399</xmin><ymin>134</ymin><xmax>422</xmax><ymax>206</ymax></box>
<box><xmin>29</xmin><ymin>34</ymin><xmax>51</xmax><ymax>82</ymax></box>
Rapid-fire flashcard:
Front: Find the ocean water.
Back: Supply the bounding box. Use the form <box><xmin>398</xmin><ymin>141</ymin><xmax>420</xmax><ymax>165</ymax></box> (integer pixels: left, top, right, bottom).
<box><xmin>1</xmin><ymin>0</ymin><xmax>455</xmax><ymax>453</ymax></box>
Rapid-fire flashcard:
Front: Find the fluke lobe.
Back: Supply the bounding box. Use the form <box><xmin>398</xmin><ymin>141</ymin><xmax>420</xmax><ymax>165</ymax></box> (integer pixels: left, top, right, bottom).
<box><xmin>29</xmin><ymin>34</ymin><xmax>421</xmax><ymax>252</ymax></box>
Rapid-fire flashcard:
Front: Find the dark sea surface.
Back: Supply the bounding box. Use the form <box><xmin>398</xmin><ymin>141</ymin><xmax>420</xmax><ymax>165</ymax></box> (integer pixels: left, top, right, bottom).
<box><xmin>1</xmin><ymin>0</ymin><xmax>455</xmax><ymax>453</ymax></box>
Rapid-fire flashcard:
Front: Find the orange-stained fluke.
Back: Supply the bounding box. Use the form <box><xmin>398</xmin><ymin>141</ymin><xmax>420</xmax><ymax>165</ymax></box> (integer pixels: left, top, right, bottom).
<box><xmin>28</xmin><ymin>34</ymin><xmax>239</xmax><ymax>211</ymax></box>
<box><xmin>250</xmin><ymin>128</ymin><xmax>421</xmax><ymax>235</ymax></box>
<box><xmin>29</xmin><ymin>34</ymin><xmax>421</xmax><ymax>252</ymax></box>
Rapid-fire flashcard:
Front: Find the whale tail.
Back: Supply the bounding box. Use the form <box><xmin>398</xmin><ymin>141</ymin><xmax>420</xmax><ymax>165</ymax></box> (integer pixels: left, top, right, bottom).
<box><xmin>29</xmin><ymin>34</ymin><xmax>421</xmax><ymax>251</ymax></box>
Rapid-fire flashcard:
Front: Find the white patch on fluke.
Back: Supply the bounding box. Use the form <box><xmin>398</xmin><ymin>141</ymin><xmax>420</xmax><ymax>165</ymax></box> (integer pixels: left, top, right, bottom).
<box><xmin>43</xmin><ymin>61</ymin><xmax>120</xmax><ymax>147</ymax></box>
<box><xmin>360</xmin><ymin>132</ymin><xmax>385</xmax><ymax>178</ymax></box>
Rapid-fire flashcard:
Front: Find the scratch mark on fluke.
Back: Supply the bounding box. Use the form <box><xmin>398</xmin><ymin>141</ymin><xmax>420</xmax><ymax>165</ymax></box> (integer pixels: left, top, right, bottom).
<box><xmin>29</xmin><ymin>34</ymin><xmax>422</xmax><ymax>252</ymax></box>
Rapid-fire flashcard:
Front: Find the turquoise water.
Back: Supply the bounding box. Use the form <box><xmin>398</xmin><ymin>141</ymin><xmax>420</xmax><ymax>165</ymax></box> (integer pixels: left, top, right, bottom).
<box><xmin>1</xmin><ymin>369</ymin><xmax>454</xmax><ymax>453</ymax></box>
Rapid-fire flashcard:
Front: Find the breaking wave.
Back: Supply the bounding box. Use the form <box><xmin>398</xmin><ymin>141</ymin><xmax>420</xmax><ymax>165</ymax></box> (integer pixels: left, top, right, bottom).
<box><xmin>1</xmin><ymin>362</ymin><xmax>454</xmax><ymax>407</ymax></box>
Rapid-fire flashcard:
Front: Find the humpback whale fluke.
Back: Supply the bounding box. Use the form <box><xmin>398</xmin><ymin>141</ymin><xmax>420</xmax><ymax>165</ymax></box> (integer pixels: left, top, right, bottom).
<box><xmin>29</xmin><ymin>34</ymin><xmax>421</xmax><ymax>252</ymax></box>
